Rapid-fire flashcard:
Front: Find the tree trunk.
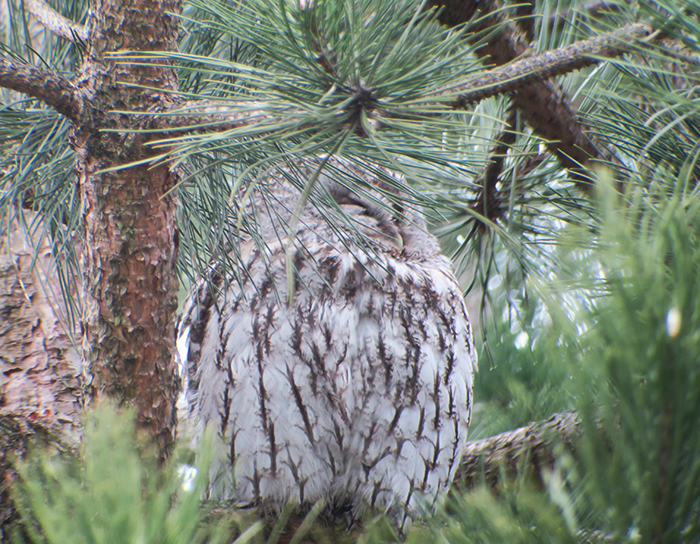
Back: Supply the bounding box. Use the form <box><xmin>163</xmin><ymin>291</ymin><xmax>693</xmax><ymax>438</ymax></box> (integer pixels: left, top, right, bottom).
<box><xmin>72</xmin><ymin>0</ymin><xmax>182</xmax><ymax>458</ymax></box>
<box><xmin>0</xmin><ymin>213</ymin><xmax>83</xmax><ymax>538</ymax></box>
<box><xmin>1</xmin><ymin>0</ymin><xmax>184</xmax><ymax>531</ymax></box>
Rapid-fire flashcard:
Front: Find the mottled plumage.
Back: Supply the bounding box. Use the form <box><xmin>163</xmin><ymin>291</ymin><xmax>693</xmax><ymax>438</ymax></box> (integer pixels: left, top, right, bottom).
<box><xmin>176</xmin><ymin>161</ymin><xmax>476</xmax><ymax>527</ymax></box>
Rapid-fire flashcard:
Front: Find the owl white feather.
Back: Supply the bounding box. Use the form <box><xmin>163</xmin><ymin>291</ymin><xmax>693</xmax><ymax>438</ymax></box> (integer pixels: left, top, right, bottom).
<box><xmin>176</xmin><ymin>160</ymin><xmax>476</xmax><ymax>527</ymax></box>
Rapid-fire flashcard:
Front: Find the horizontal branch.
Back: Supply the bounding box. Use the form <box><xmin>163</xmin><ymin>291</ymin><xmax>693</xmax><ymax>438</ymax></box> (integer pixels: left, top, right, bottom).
<box><xmin>454</xmin><ymin>411</ymin><xmax>583</xmax><ymax>490</ymax></box>
<box><xmin>25</xmin><ymin>0</ymin><xmax>87</xmax><ymax>42</ymax></box>
<box><xmin>0</xmin><ymin>57</ymin><xmax>81</xmax><ymax>119</ymax></box>
<box><xmin>450</xmin><ymin>24</ymin><xmax>652</xmax><ymax>107</ymax></box>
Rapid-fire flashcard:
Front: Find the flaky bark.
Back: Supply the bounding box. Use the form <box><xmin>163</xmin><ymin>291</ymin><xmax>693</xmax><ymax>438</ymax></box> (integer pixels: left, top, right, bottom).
<box><xmin>0</xmin><ymin>214</ymin><xmax>82</xmax><ymax>538</ymax></box>
<box><xmin>72</xmin><ymin>0</ymin><xmax>182</xmax><ymax>459</ymax></box>
<box><xmin>454</xmin><ymin>411</ymin><xmax>583</xmax><ymax>491</ymax></box>
<box><xmin>0</xmin><ymin>57</ymin><xmax>81</xmax><ymax>119</ymax></box>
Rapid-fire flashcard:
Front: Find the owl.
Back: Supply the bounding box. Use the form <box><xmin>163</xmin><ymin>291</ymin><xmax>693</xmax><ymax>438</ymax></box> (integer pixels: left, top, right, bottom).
<box><xmin>176</xmin><ymin>159</ymin><xmax>477</xmax><ymax>528</ymax></box>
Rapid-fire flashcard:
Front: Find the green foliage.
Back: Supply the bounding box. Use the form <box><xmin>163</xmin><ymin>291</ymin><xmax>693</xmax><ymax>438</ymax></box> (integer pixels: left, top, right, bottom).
<box><xmin>428</xmin><ymin>484</ymin><xmax>580</xmax><ymax>544</ymax></box>
<box><xmin>11</xmin><ymin>405</ymin><xmax>237</xmax><ymax>544</ymax></box>
<box><xmin>470</xmin><ymin>325</ymin><xmax>576</xmax><ymax>439</ymax></box>
<box><xmin>573</xmin><ymin>183</ymin><xmax>700</xmax><ymax>543</ymax></box>
<box><xmin>8</xmin><ymin>406</ymin><xmax>406</xmax><ymax>544</ymax></box>
<box><xmin>428</xmin><ymin>179</ymin><xmax>700</xmax><ymax>543</ymax></box>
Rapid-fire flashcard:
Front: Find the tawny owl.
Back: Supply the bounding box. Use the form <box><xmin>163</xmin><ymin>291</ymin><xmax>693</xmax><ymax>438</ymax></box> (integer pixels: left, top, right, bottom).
<box><xmin>176</xmin><ymin>159</ymin><xmax>476</xmax><ymax>527</ymax></box>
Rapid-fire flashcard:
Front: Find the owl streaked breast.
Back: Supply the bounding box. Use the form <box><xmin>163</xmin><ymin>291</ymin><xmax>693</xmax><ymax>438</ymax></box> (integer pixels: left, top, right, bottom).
<box><xmin>176</xmin><ymin>161</ymin><xmax>477</xmax><ymax>527</ymax></box>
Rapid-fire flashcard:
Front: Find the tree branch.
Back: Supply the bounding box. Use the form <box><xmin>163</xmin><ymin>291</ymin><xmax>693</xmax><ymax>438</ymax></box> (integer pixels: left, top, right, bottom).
<box><xmin>470</xmin><ymin>106</ymin><xmax>519</xmax><ymax>228</ymax></box>
<box><xmin>454</xmin><ymin>411</ymin><xmax>583</xmax><ymax>491</ymax></box>
<box><xmin>127</xmin><ymin>18</ymin><xmax>655</xmax><ymax>156</ymax></box>
<box><xmin>428</xmin><ymin>0</ymin><xmax>605</xmax><ymax>188</ymax></box>
<box><xmin>25</xmin><ymin>0</ymin><xmax>87</xmax><ymax>42</ymax></box>
<box><xmin>0</xmin><ymin>57</ymin><xmax>81</xmax><ymax>119</ymax></box>
<box><xmin>450</xmin><ymin>24</ymin><xmax>652</xmax><ymax>106</ymax></box>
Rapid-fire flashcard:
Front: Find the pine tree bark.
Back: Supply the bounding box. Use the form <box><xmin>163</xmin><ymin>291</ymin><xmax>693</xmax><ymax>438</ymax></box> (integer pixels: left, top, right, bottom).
<box><xmin>0</xmin><ymin>0</ymin><xmax>183</xmax><ymax>462</ymax></box>
<box><xmin>72</xmin><ymin>0</ymin><xmax>182</xmax><ymax>458</ymax></box>
<box><xmin>0</xmin><ymin>213</ymin><xmax>83</xmax><ymax>539</ymax></box>
<box><xmin>453</xmin><ymin>411</ymin><xmax>583</xmax><ymax>491</ymax></box>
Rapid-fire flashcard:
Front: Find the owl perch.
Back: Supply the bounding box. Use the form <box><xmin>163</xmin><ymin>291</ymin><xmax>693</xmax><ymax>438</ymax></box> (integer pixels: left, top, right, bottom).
<box><xmin>455</xmin><ymin>411</ymin><xmax>583</xmax><ymax>492</ymax></box>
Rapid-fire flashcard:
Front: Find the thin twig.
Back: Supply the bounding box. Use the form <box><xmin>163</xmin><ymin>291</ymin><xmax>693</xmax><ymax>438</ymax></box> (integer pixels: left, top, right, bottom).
<box><xmin>25</xmin><ymin>0</ymin><xmax>88</xmax><ymax>42</ymax></box>
<box><xmin>0</xmin><ymin>57</ymin><xmax>81</xmax><ymax>119</ymax></box>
